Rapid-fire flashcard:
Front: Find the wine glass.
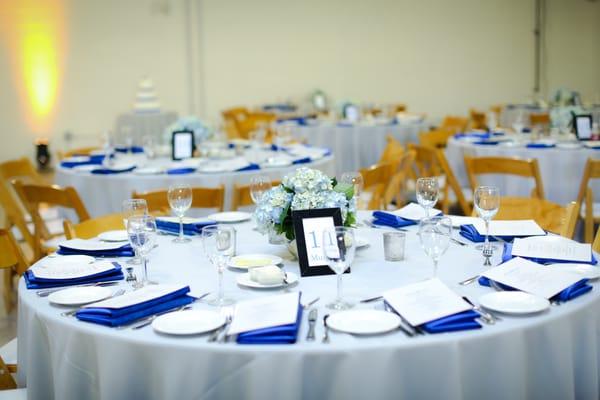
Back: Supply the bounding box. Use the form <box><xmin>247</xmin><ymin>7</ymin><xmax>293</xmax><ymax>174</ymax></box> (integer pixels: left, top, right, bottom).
<box><xmin>322</xmin><ymin>226</ymin><xmax>356</xmax><ymax>310</ymax></box>
<box><xmin>167</xmin><ymin>184</ymin><xmax>193</xmax><ymax>243</ymax></box>
<box><xmin>202</xmin><ymin>225</ymin><xmax>236</xmax><ymax>306</ymax></box>
<box><xmin>340</xmin><ymin>172</ymin><xmax>364</xmax><ymax>208</ymax></box>
<box><xmin>250</xmin><ymin>175</ymin><xmax>272</xmax><ymax>204</ymax></box>
<box><xmin>418</xmin><ymin>216</ymin><xmax>452</xmax><ymax>278</ymax></box>
<box><xmin>474</xmin><ymin>186</ymin><xmax>500</xmax><ymax>253</ymax></box>
<box><xmin>122</xmin><ymin>199</ymin><xmax>148</xmax><ymax>265</ymax></box>
<box><xmin>416</xmin><ymin>177</ymin><xmax>439</xmax><ymax>217</ymax></box>
<box><xmin>126</xmin><ymin>215</ymin><xmax>157</xmax><ymax>286</ymax></box>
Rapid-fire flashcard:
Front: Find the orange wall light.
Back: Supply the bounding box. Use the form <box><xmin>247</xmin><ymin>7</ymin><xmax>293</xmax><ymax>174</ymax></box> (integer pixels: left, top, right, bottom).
<box><xmin>0</xmin><ymin>0</ymin><xmax>66</xmax><ymax>137</ymax></box>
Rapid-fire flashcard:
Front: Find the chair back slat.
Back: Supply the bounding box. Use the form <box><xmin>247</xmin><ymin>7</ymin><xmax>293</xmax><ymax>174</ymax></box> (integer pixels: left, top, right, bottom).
<box><xmin>231</xmin><ymin>181</ymin><xmax>281</xmax><ymax>211</ymax></box>
<box><xmin>133</xmin><ymin>186</ymin><xmax>226</xmax><ymax>214</ymax></box>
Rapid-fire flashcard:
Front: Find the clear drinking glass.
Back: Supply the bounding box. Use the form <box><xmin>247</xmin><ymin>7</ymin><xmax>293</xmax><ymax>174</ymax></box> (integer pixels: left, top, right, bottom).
<box><xmin>122</xmin><ymin>199</ymin><xmax>148</xmax><ymax>265</ymax></box>
<box><xmin>418</xmin><ymin>216</ymin><xmax>452</xmax><ymax>278</ymax></box>
<box><xmin>250</xmin><ymin>175</ymin><xmax>272</xmax><ymax>204</ymax></box>
<box><xmin>126</xmin><ymin>215</ymin><xmax>157</xmax><ymax>286</ymax></box>
<box><xmin>202</xmin><ymin>225</ymin><xmax>236</xmax><ymax>306</ymax></box>
<box><xmin>167</xmin><ymin>184</ymin><xmax>193</xmax><ymax>243</ymax></box>
<box><xmin>416</xmin><ymin>177</ymin><xmax>439</xmax><ymax>217</ymax></box>
<box><xmin>340</xmin><ymin>171</ymin><xmax>364</xmax><ymax>207</ymax></box>
<box><xmin>474</xmin><ymin>186</ymin><xmax>500</xmax><ymax>252</ymax></box>
<box><xmin>322</xmin><ymin>226</ymin><xmax>356</xmax><ymax>310</ymax></box>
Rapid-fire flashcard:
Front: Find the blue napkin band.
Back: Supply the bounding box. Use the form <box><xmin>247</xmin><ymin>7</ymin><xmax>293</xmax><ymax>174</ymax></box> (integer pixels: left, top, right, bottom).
<box><xmin>167</xmin><ymin>167</ymin><xmax>196</xmax><ymax>175</ymax></box>
<box><xmin>91</xmin><ymin>166</ymin><xmax>136</xmax><ymax>175</ymax></box>
<box><xmin>236</xmin><ymin>301</ymin><xmax>303</xmax><ymax>344</ymax></box>
<box><xmin>77</xmin><ymin>294</ymin><xmax>195</xmax><ymax>327</ymax></box>
<box><xmin>478</xmin><ymin>276</ymin><xmax>592</xmax><ymax>302</ymax></box>
<box><xmin>501</xmin><ymin>242</ymin><xmax>597</xmax><ymax>265</ymax></box>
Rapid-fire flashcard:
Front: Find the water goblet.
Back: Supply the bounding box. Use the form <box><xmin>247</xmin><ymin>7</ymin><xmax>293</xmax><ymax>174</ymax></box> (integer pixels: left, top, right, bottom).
<box><xmin>474</xmin><ymin>186</ymin><xmax>500</xmax><ymax>257</ymax></box>
<box><xmin>416</xmin><ymin>177</ymin><xmax>439</xmax><ymax>217</ymax></box>
<box><xmin>250</xmin><ymin>175</ymin><xmax>272</xmax><ymax>204</ymax></box>
<box><xmin>322</xmin><ymin>226</ymin><xmax>356</xmax><ymax>310</ymax></box>
<box><xmin>126</xmin><ymin>215</ymin><xmax>157</xmax><ymax>286</ymax></box>
<box><xmin>167</xmin><ymin>184</ymin><xmax>193</xmax><ymax>243</ymax></box>
<box><xmin>122</xmin><ymin>199</ymin><xmax>148</xmax><ymax>265</ymax></box>
<box><xmin>418</xmin><ymin>216</ymin><xmax>452</xmax><ymax>278</ymax></box>
<box><xmin>202</xmin><ymin>225</ymin><xmax>236</xmax><ymax>306</ymax></box>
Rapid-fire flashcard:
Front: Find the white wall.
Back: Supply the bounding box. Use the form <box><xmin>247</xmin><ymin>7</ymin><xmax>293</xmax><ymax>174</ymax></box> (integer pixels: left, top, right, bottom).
<box><xmin>0</xmin><ymin>0</ymin><xmax>598</xmax><ymax>163</ymax></box>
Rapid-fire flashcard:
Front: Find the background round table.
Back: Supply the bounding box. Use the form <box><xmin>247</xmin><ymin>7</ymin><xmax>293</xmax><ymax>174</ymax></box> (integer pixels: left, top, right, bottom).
<box><xmin>18</xmin><ymin>211</ymin><xmax>600</xmax><ymax>399</ymax></box>
<box><xmin>55</xmin><ymin>155</ymin><xmax>335</xmax><ymax>217</ymax></box>
<box><xmin>445</xmin><ymin>137</ymin><xmax>600</xmax><ymax>205</ymax></box>
<box><xmin>290</xmin><ymin>120</ymin><xmax>428</xmax><ymax>174</ymax></box>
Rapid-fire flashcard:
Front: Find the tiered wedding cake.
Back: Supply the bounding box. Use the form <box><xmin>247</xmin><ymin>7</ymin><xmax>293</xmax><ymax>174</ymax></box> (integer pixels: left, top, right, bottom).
<box><xmin>133</xmin><ymin>77</ymin><xmax>161</xmax><ymax>114</ymax></box>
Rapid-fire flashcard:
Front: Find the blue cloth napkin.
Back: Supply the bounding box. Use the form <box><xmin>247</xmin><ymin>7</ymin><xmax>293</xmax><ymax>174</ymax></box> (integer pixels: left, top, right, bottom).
<box><xmin>372</xmin><ymin>211</ymin><xmax>417</xmax><ymax>228</ymax></box>
<box><xmin>91</xmin><ymin>166</ymin><xmax>136</xmax><ymax>174</ymax></box>
<box><xmin>24</xmin><ymin>262</ymin><xmax>124</xmax><ymax>289</ymax></box>
<box><xmin>459</xmin><ymin>225</ymin><xmax>516</xmax><ymax>243</ymax></box>
<box><xmin>292</xmin><ymin>157</ymin><xmax>311</xmax><ymax>165</ymax></box>
<box><xmin>473</xmin><ymin>140</ymin><xmax>501</xmax><ymax>145</ymax></box>
<box><xmin>276</xmin><ymin>117</ymin><xmax>308</xmax><ymax>125</ymax></box>
<box><xmin>526</xmin><ymin>143</ymin><xmax>556</xmax><ymax>149</ymax></box>
<box><xmin>421</xmin><ymin>310</ymin><xmax>482</xmax><ymax>334</ymax></box>
<box><xmin>76</xmin><ymin>286</ymin><xmax>195</xmax><ymax>327</ymax></box>
<box><xmin>454</xmin><ymin>132</ymin><xmax>503</xmax><ymax>140</ymax></box>
<box><xmin>156</xmin><ymin>219</ymin><xmax>216</xmax><ymax>236</ymax></box>
<box><xmin>270</xmin><ymin>144</ymin><xmax>290</xmax><ymax>152</ymax></box>
<box><xmin>478</xmin><ymin>276</ymin><xmax>592</xmax><ymax>302</ymax></box>
<box><xmin>501</xmin><ymin>242</ymin><xmax>598</xmax><ymax>265</ymax></box>
<box><xmin>167</xmin><ymin>167</ymin><xmax>196</xmax><ymax>175</ymax></box>
<box><xmin>236</xmin><ymin>302</ymin><xmax>303</xmax><ymax>344</ymax></box>
<box><xmin>60</xmin><ymin>158</ymin><xmax>104</xmax><ymax>169</ymax></box>
<box><xmin>57</xmin><ymin>243</ymin><xmax>135</xmax><ymax>258</ymax></box>
<box><xmin>235</xmin><ymin>163</ymin><xmax>261</xmax><ymax>172</ymax></box>
<box><xmin>115</xmin><ymin>146</ymin><xmax>144</xmax><ymax>154</ymax></box>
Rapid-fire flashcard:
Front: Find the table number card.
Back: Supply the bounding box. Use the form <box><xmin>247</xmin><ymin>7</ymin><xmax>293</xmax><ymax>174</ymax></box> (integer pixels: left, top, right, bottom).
<box><xmin>292</xmin><ymin>208</ymin><xmax>343</xmax><ymax>277</ymax></box>
<box><xmin>511</xmin><ymin>236</ymin><xmax>592</xmax><ymax>263</ymax></box>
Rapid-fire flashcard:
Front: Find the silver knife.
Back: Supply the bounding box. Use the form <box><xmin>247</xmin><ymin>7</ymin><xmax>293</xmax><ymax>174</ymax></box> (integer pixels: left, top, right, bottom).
<box><xmin>306</xmin><ymin>308</ymin><xmax>318</xmax><ymax>341</ymax></box>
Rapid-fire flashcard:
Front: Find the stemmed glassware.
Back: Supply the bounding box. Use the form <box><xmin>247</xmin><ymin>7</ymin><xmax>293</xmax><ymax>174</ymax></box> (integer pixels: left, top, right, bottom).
<box><xmin>416</xmin><ymin>177</ymin><xmax>439</xmax><ymax>217</ymax></box>
<box><xmin>122</xmin><ymin>199</ymin><xmax>148</xmax><ymax>265</ymax></box>
<box><xmin>322</xmin><ymin>226</ymin><xmax>356</xmax><ymax>310</ymax></box>
<box><xmin>167</xmin><ymin>184</ymin><xmax>193</xmax><ymax>243</ymax></box>
<box><xmin>474</xmin><ymin>186</ymin><xmax>500</xmax><ymax>264</ymax></box>
<box><xmin>126</xmin><ymin>215</ymin><xmax>157</xmax><ymax>287</ymax></box>
<box><xmin>340</xmin><ymin>171</ymin><xmax>364</xmax><ymax>209</ymax></box>
<box><xmin>202</xmin><ymin>225</ymin><xmax>236</xmax><ymax>306</ymax></box>
<box><xmin>250</xmin><ymin>175</ymin><xmax>272</xmax><ymax>204</ymax></box>
<box><xmin>418</xmin><ymin>216</ymin><xmax>452</xmax><ymax>278</ymax></box>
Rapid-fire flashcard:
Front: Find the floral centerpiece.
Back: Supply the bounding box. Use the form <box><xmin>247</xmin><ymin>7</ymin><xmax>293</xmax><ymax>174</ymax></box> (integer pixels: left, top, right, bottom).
<box><xmin>255</xmin><ymin>167</ymin><xmax>357</xmax><ymax>241</ymax></box>
<box><xmin>163</xmin><ymin>116</ymin><xmax>211</xmax><ymax>145</ymax></box>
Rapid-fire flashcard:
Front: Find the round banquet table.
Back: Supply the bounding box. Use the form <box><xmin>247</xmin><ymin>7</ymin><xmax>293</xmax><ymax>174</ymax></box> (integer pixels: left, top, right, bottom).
<box><xmin>289</xmin><ymin>119</ymin><xmax>428</xmax><ymax>174</ymax></box>
<box><xmin>55</xmin><ymin>154</ymin><xmax>335</xmax><ymax>217</ymax></box>
<box><xmin>17</xmin><ymin>211</ymin><xmax>600</xmax><ymax>400</ymax></box>
<box><xmin>445</xmin><ymin>136</ymin><xmax>600</xmax><ymax>205</ymax></box>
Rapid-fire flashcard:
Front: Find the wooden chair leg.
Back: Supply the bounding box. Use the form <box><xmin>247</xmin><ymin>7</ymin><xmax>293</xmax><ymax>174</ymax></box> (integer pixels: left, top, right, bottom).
<box><xmin>585</xmin><ymin>189</ymin><xmax>594</xmax><ymax>243</ymax></box>
<box><xmin>2</xmin><ymin>269</ymin><xmax>12</xmax><ymax>315</ymax></box>
<box><xmin>0</xmin><ymin>357</ymin><xmax>17</xmax><ymax>389</ymax></box>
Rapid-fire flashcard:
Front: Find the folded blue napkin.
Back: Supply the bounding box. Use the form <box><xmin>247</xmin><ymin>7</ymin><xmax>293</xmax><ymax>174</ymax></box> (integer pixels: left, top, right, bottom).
<box><xmin>372</xmin><ymin>211</ymin><xmax>417</xmax><ymax>228</ymax></box>
<box><xmin>526</xmin><ymin>143</ymin><xmax>556</xmax><ymax>149</ymax></box>
<box><xmin>24</xmin><ymin>262</ymin><xmax>124</xmax><ymax>289</ymax></box>
<box><xmin>156</xmin><ymin>219</ymin><xmax>216</xmax><ymax>236</ymax></box>
<box><xmin>235</xmin><ymin>163</ymin><xmax>261</xmax><ymax>171</ymax></box>
<box><xmin>91</xmin><ymin>166</ymin><xmax>136</xmax><ymax>174</ymax></box>
<box><xmin>292</xmin><ymin>157</ymin><xmax>311</xmax><ymax>165</ymax></box>
<box><xmin>478</xmin><ymin>276</ymin><xmax>592</xmax><ymax>302</ymax></box>
<box><xmin>60</xmin><ymin>158</ymin><xmax>104</xmax><ymax>169</ymax></box>
<box><xmin>236</xmin><ymin>303</ymin><xmax>303</xmax><ymax>344</ymax></box>
<box><xmin>459</xmin><ymin>225</ymin><xmax>514</xmax><ymax>243</ymax></box>
<box><xmin>115</xmin><ymin>146</ymin><xmax>144</xmax><ymax>154</ymax></box>
<box><xmin>501</xmin><ymin>242</ymin><xmax>598</xmax><ymax>265</ymax></box>
<box><xmin>270</xmin><ymin>144</ymin><xmax>289</xmax><ymax>152</ymax></box>
<box><xmin>167</xmin><ymin>167</ymin><xmax>196</xmax><ymax>175</ymax></box>
<box><xmin>57</xmin><ymin>243</ymin><xmax>135</xmax><ymax>258</ymax></box>
<box><xmin>473</xmin><ymin>140</ymin><xmax>501</xmax><ymax>146</ymax></box>
<box><xmin>421</xmin><ymin>310</ymin><xmax>482</xmax><ymax>334</ymax></box>
<box><xmin>276</xmin><ymin>117</ymin><xmax>308</xmax><ymax>125</ymax></box>
<box><xmin>76</xmin><ymin>286</ymin><xmax>195</xmax><ymax>327</ymax></box>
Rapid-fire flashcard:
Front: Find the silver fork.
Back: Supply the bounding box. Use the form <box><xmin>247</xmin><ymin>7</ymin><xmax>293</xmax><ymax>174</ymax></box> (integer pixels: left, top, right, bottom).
<box><xmin>208</xmin><ymin>308</ymin><xmax>232</xmax><ymax>342</ymax></box>
<box><xmin>61</xmin><ymin>289</ymin><xmax>126</xmax><ymax>317</ymax></box>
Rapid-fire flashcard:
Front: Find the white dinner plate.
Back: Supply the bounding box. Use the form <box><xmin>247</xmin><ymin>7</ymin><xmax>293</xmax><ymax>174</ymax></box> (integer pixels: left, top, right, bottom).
<box><xmin>196</xmin><ymin>164</ymin><xmax>227</xmax><ymax>173</ymax></box>
<box><xmin>547</xmin><ymin>263</ymin><xmax>600</xmax><ymax>280</ymax></box>
<box><xmin>63</xmin><ymin>156</ymin><xmax>90</xmax><ymax>163</ymax></box>
<box><xmin>556</xmin><ymin>142</ymin><xmax>582</xmax><ymax>150</ymax></box>
<box><xmin>38</xmin><ymin>255</ymin><xmax>95</xmax><ymax>268</ymax></box>
<box><xmin>237</xmin><ymin>271</ymin><xmax>298</xmax><ymax>289</ymax></box>
<box><xmin>152</xmin><ymin>310</ymin><xmax>225</xmax><ymax>336</ymax></box>
<box><xmin>48</xmin><ymin>286</ymin><xmax>113</xmax><ymax>306</ymax></box>
<box><xmin>479</xmin><ymin>291</ymin><xmax>550</xmax><ymax>315</ymax></box>
<box><xmin>228</xmin><ymin>254</ymin><xmax>283</xmax><ymax>269</ymax></box>
<box><xmin>98</xmin><ymin>230</ymin><xmax>129</xmax><ymax>242</ymax></box>
<box><xmin>133</xmin><ymin>167</ymin><xmax>164</xmax><ymax>175</ymax></box>
<box><xmin>208</xmin><ymin>211</ymin><xmax>252</xmax><ymax>223</ymax></box>
<box><xmin>327</xmin><ymin>310</ymin><xmax>401</xmax><ymax>335</ymax></box>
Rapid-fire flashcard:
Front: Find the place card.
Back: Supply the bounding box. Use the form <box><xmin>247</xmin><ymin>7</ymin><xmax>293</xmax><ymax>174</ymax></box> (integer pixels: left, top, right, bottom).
<box><xmin>30</xmin><ymin>260</ymin><xmax>116</xmax><ymax>280</ymax></box>
<box><xmin>481</xmin><ymin>257</ymin><xmax>582</xmax><ymax>299</ymax></box>
<box><xmin>471</xmin><ymin>219</ymin><xmax>545</xmax><ymax>237</ymax></box>
<box><xmin>227</xmin><ymin>292</ymin><xmax>300</xmax><ymax>335</ymax></box>
<box><xmin>59</xmin><ymin>238</ymin><xmax>128</xmax><ymax>252</ymax></box>
<box><xmin>383</xmin><ymin>278</ymin><xmax>471</xmax><ymax>327</ymax></box>
<box><xmin>511</xmin><ymin>236</ymin><xmax>592</xmax><ymax>263</ymax></box>
<box><xmin>83</xmin><ymin>284</ymin><xmax>188</xmax><ymax>309</ymax></box>
<box><xmin>393</xmin><ymin>202</ymin><xmax>442</xmax><ymax>221</ymax></box>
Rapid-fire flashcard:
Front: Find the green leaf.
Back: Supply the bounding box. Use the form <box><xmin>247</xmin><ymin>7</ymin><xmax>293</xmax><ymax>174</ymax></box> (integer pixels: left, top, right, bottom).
<box><xmin>344</xmin><ymin>212</ymin><xmax>357</xmax><ymax>227</ymax></box>
<box><xmin>334</xmin><ymin>182</ymin><xmax>354</xmax><ymax>200</ymax></box>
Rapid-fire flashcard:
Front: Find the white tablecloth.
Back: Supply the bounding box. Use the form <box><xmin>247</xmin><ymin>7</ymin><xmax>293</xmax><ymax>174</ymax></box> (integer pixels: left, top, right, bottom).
<box><xmin>291</xmin><ymin>120</ymin><xmax>428</xmax><ymax>174</ymax></box>
<box><xmin>55</xmin><ymin>154</ymin><xmax>335</xmax><ymax>217</ymax></box>
<box><xmin>18</xmin><ymin>211</ymin><xmax>600</xmax><ymax>399</ymax></box>
<box><xmin>445</xmin><ymin>137</ymin><xmax>600</xmax><ymax>205</ymax></box>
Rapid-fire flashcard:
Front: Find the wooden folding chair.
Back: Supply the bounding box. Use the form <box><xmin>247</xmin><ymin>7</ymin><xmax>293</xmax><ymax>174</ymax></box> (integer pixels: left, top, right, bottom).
<box><xmin>440</xmin><ymin>115</ymin><xmax>469</xmax><ymax>134</ymax></box>
<box><xmin>360</xmin><ymin>162</ymin><xmax>399</xmax><ymax>210</ymax></box>
<box><xmin>593</xmin><ymin>225</ymin><xmax>600</xmax><ymax>253</ymax></box>
<box><xmin>0</xmin><ymin>183</ymin><xmax>35</xmax><ymax>260</ymax></box>
<box><xmin>12</xmin><ymin>181</ymin><xmax>90</xmax><ymax>260</ymax></box>
<box><xmin>468</xmin><ymin>109</ymin><xmax>487</xmax><ymax>130</ymax></box>
<box><xmin>236</xmin><ymin>112</ymin><xmax>276</xmax><ymax>140</ymax></box>
<box><xmin>63</xmin><ymin>213</ymin><xmax>125</xmax><ymax>240</ymax></box>
<box><xmin>231</xmin><ymin>181</ymin><xmax>281</xmax><ymax>211</ymax></box>
<box><xmin>0</xmin><ymin>229</ymin><xmax>28</xmax><ymax>314</ymax></box>
<box><xmin>383</xmin><ymin>150</ymin><xmax>415</xmax><ymax>210</ymax></box>
<box><xmin>575</xmin><ymin>158</ymin><xmax>600</xmax><ymax>242</ymax></box>
<box><xmin>133</xmin><ymin>186</ymin><xmax>226</xmax><ymax>214</ymax></box>
<box><xmin>222</xmin><ymin>107</ymin><xmax>249</xmax><ymax>138</ymax></box>
<box><xmin>530</xmin><ymin>113</ymin><xmax>551</xmax><ymax>128</ymax></box>
<box><xmin>57</xmin><ymin>146</ymin><xmax>100</xmax><ymax>160</ymax></box>
<box><xmin>418</xmin><ymin>128</ymin><xmax>455</xmax><ymax>149</ymax></box>
<box><xmin>377</xmin><ymin>135</ymin><xmax>404</xmax><ymax>165</ymax></box>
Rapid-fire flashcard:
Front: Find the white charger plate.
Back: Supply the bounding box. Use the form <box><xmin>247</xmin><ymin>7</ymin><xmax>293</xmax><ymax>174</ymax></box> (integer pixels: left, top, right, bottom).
<box><xmin>237</xmin><ymin>271</ymin><xmax>298</xmax><ymax>289</ymax></box>
<box><xmin>152</xmin><ymin>310</ymin><xmax>225</xmax><ymax>336</ymax></box>
<box><xmin>98</xmin><ymin>230</ymin><xmax>129</xmax><ymax>242</ymax></box>
<box><xmin>327</xmin><ymin>310</ymin><xmax>401</xmax><ymax>335</ymax></box>
<box><xmin>228</xmin><ymin>254</ymin><xmax>283</xmax><ymax>269</ymax></box>
<box><xmin>479</xmin><ymin>291</ymin><xmax>550</xmax><ymax>315</ymax></box>
<box><xmin>39</xmin><ymin>255</ymin><xmax>95</xmax><ymax>267</ymax></box>
<box><xmin>547</xmin><ymin>263</ymin><xmax>600</xmax><ymax>280</ymax></box>
<box><xmin>208</xmin><ymin>211</ymin><xmax>252</xmax><ymax>223</ymax></box>
<box><xmin>48</xmin><ymin>286</ymin><xmax>113</xmax><ymax>306</ymax></box>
